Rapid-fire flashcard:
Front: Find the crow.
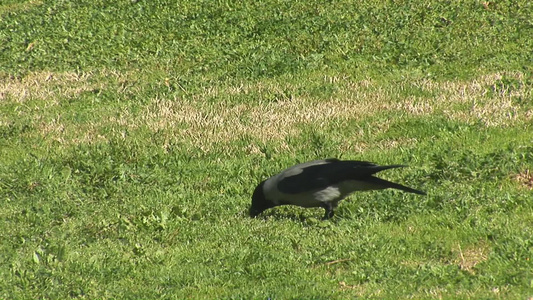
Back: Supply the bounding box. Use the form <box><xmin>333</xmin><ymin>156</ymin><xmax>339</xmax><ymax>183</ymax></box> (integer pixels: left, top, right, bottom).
<box><xmin>250</xmin><ymin>158</ymin><xmax>425</xmax><ymax>219</ymax></box>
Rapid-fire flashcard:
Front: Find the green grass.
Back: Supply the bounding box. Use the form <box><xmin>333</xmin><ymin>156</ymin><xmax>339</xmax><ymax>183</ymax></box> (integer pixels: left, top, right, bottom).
<box><xmin>1</xmin><ymin>0</ymin><xmax>532</xmax><ymax>299</ymax></box>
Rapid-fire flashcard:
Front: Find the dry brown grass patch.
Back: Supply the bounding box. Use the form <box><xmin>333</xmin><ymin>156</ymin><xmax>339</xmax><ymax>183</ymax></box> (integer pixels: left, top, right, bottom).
<box><xmin>0</xmin><ymin>70</ymin><xmax>140</xmax><ymax>104</ymax></box>
<box><xmin>140</xmin><ymin>77</ymin><xmax>396</xmax><ymax>152</ymax></box>
<box><xmin>3</xmin><ymin>70</ymin><xmax>529</xmax><ymax>151</ymax></box>
<box><xmin>513</xmin><ymin>169</ymin><xmax>533</xmax><ymax>190</ymax></box>
<box><xmin>337</xmin><ymin>281</ymin><xmax>382</xmax><ymax>297</ymax></box>
<box><xmin>0</xmin><ymin>71</ymin><xmax>101</xmax><ymax>104</ymax></box>
<box><xmin>0</xmin><ymin>70</ymin><xmax>139</xmax><ymax>145</ymax></box>
<box><xmin>140</xmin><ymin>72</ymin><xmax>531</xmax><ymax>152</ymax></box>
<box><xmin>400</xmin><ymin>241</ymin><xmax>491</xmax><ymax>276</ymax></box>
<box><xmin>453</xmin><ymin>242</ymin><xmax>490</xmax><ymax>274</ymax></box>
<box><xmin>338</xmin><ymin>281</ymin><xmax>367</xmax><ymax>296</ymax></box>
<box><xmin>141</xmin><ymin>94</ymin><xmax>389</xmax><ymax>149</ymax></box>
<box><xmin>438</xmin><ymin>72</ymin><xmax>531</xmax><ymax>127</ymax></box>
<box><xmin>0</xmin><ymin>0</ymin><xmax>42</xmax><ymax>15</ymax></box>
<box><xmin>385</xmin><ymin>72</ymin><xmax>530</xmax><ymax>127</ymax></box>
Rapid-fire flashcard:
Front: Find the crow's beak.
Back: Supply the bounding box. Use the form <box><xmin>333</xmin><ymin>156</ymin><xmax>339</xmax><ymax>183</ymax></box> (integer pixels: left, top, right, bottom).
<box><xmin>249</xmin><ymin>207</ymin><xmax>261</xmax><ymax>218</ymax></box>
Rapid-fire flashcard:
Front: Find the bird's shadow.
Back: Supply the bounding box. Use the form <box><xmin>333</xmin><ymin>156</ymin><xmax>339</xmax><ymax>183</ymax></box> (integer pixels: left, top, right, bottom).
<box><xmin>245</xmin><ymin>207</ymin><xmax>343</xmax><ymax>225</ymax></box>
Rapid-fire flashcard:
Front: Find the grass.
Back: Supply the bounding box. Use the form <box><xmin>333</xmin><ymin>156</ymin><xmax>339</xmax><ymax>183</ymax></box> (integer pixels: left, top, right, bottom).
<box><xmin>1</xmin><ymin>0</ymin><xmax>532</xmax><ymax>299</ymax></box>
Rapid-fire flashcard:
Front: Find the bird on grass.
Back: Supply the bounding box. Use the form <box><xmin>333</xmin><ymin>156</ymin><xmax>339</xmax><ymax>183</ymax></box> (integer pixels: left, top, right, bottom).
<box><xmin>250</xmin><ymin>158</ymin><xmax>426</xmax><ymax>219</ymax></box>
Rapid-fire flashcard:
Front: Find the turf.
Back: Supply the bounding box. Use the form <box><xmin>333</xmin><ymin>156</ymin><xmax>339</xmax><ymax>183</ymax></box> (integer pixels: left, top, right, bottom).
<box><xmin>1</xmin><ymin>0</ymin><xmax>532</xmax><ymax>299</ymax></box>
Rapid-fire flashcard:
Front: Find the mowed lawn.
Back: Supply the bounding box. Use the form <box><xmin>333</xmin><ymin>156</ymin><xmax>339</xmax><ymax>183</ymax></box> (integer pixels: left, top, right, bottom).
<box><xmin>1</xmin><ymin>1</ymin><xmax>531</xmax><ymax>299</ymax></box>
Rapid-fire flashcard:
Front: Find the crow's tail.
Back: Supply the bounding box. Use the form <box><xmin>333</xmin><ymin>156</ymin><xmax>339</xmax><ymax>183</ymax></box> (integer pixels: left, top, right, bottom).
<box><xmin>366</xmin><ymin>176</ymin><xmax>426</xmax><ymax>195</ymax></box>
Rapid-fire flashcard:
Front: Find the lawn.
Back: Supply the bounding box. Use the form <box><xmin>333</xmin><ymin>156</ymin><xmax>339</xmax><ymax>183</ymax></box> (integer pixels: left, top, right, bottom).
<box><xmin>1</xmin><ymin>0</ymin><xmax>532</xmax><ymax>299</ymax></box>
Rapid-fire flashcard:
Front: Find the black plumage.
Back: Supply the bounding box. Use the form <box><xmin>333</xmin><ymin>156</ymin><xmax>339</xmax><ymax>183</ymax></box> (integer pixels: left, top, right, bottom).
<box><xmin>250</xmin><ymin>159</ymin><xmax>426</xmax><ymax>219</ymax></box>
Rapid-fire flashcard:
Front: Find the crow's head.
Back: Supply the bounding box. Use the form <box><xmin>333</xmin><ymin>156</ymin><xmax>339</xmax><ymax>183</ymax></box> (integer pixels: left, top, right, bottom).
<box><xmin>249</xmin><ymin>181</ymin><xmax>275</xmax><ymax>217</ymax></box>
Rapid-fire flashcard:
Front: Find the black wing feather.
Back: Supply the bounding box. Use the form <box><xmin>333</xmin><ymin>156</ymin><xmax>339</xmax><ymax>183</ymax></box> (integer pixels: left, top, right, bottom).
<box><xmin>277</xmin><ymin>160</ymin><xmax>405</xmax><ymax>194</ymax></box>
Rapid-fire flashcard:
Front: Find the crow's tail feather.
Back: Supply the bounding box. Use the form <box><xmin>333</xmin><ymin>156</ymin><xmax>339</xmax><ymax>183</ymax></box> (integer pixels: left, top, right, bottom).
<box><xmin>366</xmin><ymin>176</ymin><xmax>426</xmax><ymax>195</ymax></box>
<box><xmin>371</xmin><ymin>164</ymin><xmax>407</xmax><ymax>174</ymax></box>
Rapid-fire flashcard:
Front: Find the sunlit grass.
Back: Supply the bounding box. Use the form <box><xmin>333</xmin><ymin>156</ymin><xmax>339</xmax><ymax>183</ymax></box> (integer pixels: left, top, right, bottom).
<box><xmin>1</xmin><ymin>0</ymin><xmax>532</xmax><ymax>299</ymax></box>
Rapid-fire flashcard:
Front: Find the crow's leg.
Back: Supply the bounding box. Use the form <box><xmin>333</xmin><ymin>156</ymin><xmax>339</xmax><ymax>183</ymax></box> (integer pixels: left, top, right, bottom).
<box><xmin>321</xmin><ymin>202</ymin><xmax>335</xmax><ymax>220</ymax></box>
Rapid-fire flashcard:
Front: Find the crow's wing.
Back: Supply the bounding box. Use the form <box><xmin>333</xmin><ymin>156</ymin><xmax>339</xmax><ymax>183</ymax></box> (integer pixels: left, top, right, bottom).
<box><xmin>277</xmin><ymin>159</ymin><xmax>404</xmax><ymax>194</ymax></box>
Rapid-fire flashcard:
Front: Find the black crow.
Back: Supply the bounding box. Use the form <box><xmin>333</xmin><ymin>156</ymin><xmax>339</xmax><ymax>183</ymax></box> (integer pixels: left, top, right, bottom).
<box><xmin>250</xmin><ymin>158</ymin><xmax>426</xmax><ymax>219</ymax></box>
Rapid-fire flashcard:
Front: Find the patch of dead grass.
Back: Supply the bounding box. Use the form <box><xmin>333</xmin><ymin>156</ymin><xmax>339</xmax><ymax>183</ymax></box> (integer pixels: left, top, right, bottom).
<box><xmin>0</xmin><ymin>0</ymin><xmax>42</xmax><ymax>15</ymax></box>
<box><xmin>337</xmin><ymin>281</ymin><xmax>382</xmax><ymax>297</ymax></box>
<box><xmin>0</xmin><ymin>71</ymin><xmax>101</xmax><ymax>104</ymax></box>
<box><xmin>141</xmin><ymin>94</ymin><xmax>388</xmax><ymax>152</ymax></box>
<box><xmin>436</xmin><ymin>72</ymin><xmax>531</xmax><ymax>126</ymax></box>
<box><xmin>453</xmin><ymin>242</ymin><xmax>490</xmax><ymax>274</ymax></box>
<box><xmin>393</xmin><ymin>98</ymin><xmax>435</xmax><ymax>115</ymax></box>
<box><xmin>141</xmin><ymin>71</ymin><xmax>530</xmax><ymax>153</ymax></box>
<box><xmin>0</xmin><ymin>70</ymin><xmax>140</xmax><ymax>104</ymax></box>
<box><xmin>2</xmin><ymin>70</ymin><xmax>530</xmax><ymax>151</ymax></box>
<box><xmin>400</xmin><ymin>241</ymin><xmax>491</xmax><ymax>275</ymax></box>
<box><xmin>384</xmin><ymin>72</ymin><xmax>530</xmax><ymax>127</ymax></box>
<box><xmin>338</xmin><ymin>281</ymin><xmax>370</xmax><ymax>296</ymax></box>
<box><xmin>140</xmin><ymin>77</ymin><xmax>413</xmax><ymax>153</ymax></box>
<box><xmin>1</xmin><ymin>70</ymin><xmax>140</xmax><ymax>145</ymax></box>
<box><xmin>513</xmin><ymin>169</ymin><xmax>533</xmax><ymax>190</ymax></box>
<box><xmin>38</xmin><ymin>120</ymin><xmax>110</xmax><ymax>145</ymax></box>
